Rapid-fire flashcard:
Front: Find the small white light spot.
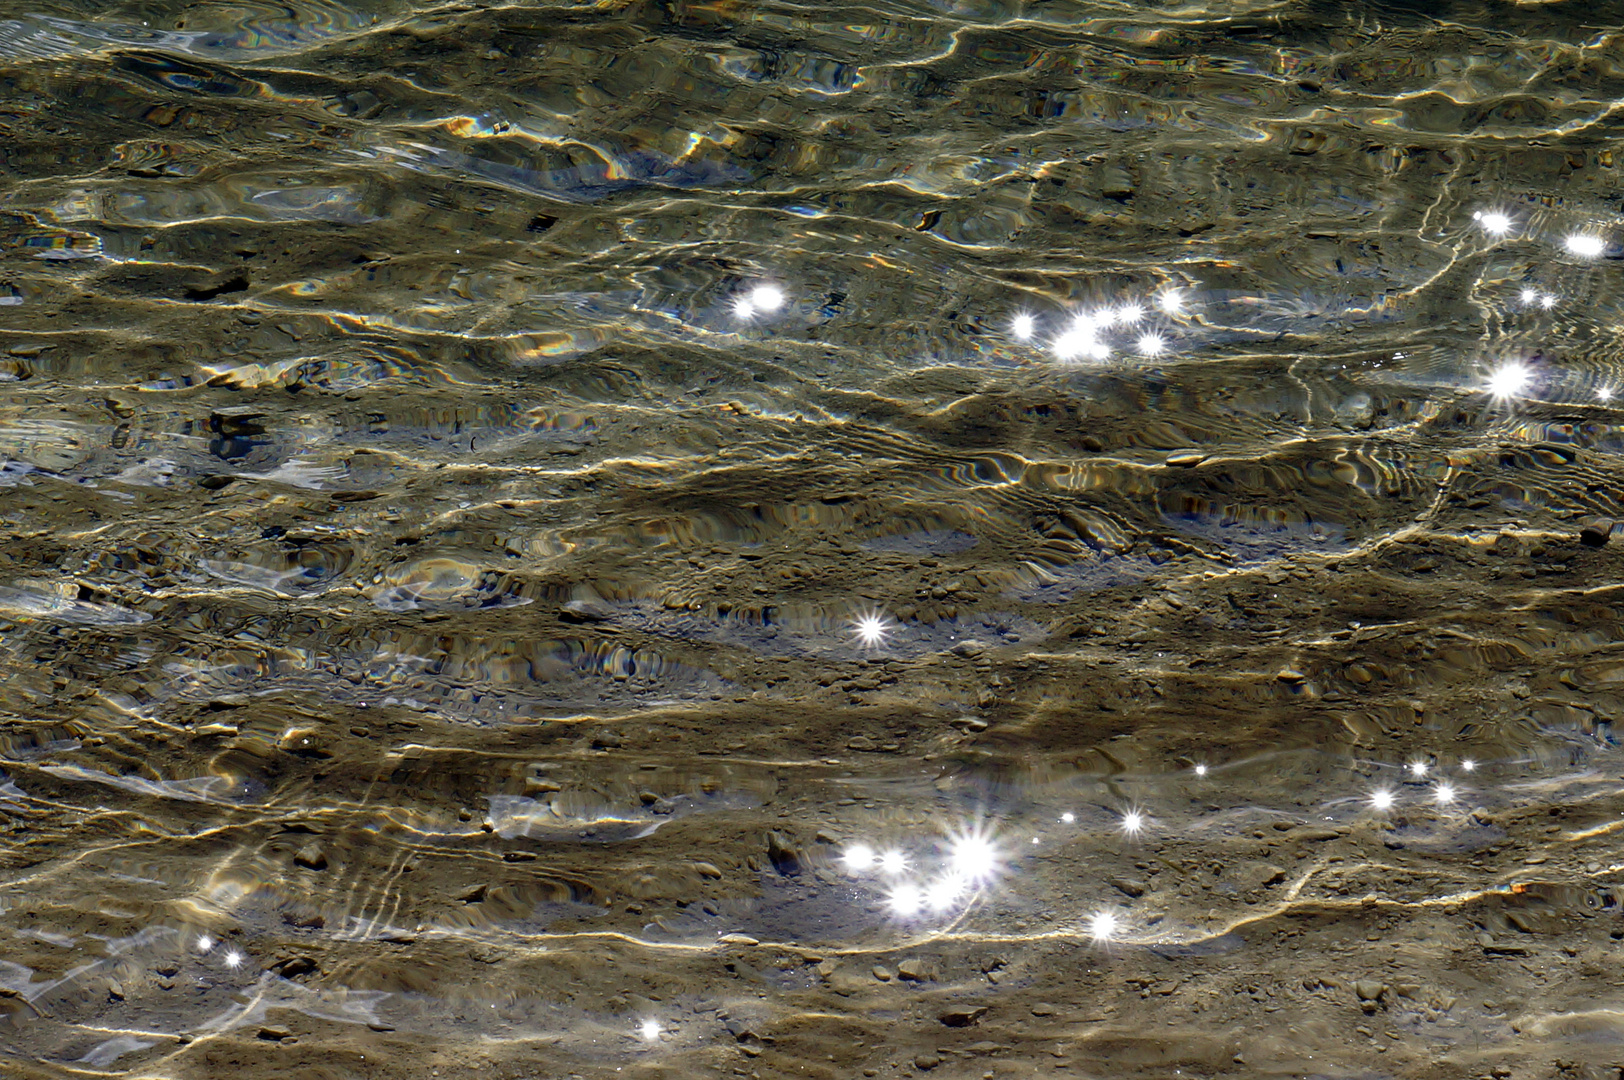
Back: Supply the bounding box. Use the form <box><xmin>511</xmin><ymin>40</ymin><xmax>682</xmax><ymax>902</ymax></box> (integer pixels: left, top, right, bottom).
<box><xmin>1434</xmin><ymin>782</ymin><xmax>1457</xmax><ymax>806</ymax></box>
<box><xmin>640</xmin><ymin>1018</ymin><xmax>661</xmax><ymax>1042</ymax></box>
<box><xmin>1060</xmin><ymin>811</ymin><xmax>1076</xmax><ymax>824</ymax></box>
<box><xmin>1369</xmin><ymin>788</ymin><xmax>1395</xmax><ymax>812</ymax></box>
<box><xmin>1598</xmin><ymin>387</ymin><xmax>1615</xmax><ymax>402</ymax></box>
<box><xmin>1540</xmin><ymin>293</ymin><xmax>1557</xmax><ymax>309</ymax></box>
<box><xmin>1086</xmin><ymin>338</ymin><xmax>1111</xmax><ymax>361</ymax></box>
<box><xmin>1011</xmin><ymin>312</ymin><xmax>1036</xmax><ymax>341</ymax></box>
<box><xmin>1460</xmin><ymin>758</ymin><xmax>1477</xmax><ymax>773</ymax></box>
<box><xmin>877</xmin><ymin>849</ymin><xmax>908</xmax><ymax>875</ymax></box>
<box><xmin>1030</xmin><ymin>836</ymin><xmax>1041</xmax><ymax>845</ymax></box>
<box><xmin>195</xmin><ymin>934</ymin><xmax>214</xmax><ymax>954</ymax></box>
<box><xmin>850</xmin><ymin>611</ymin><xmax>893</xmax><ymax>649</ymax></box>
<box><xmin>1116</xmin><ymin>303</ymin><xmax>1145</xmax><ymax>325</ymax></box>
<box><xmin>1119</xmin><ymin>809</ymin><xmax>1145</xmax><ymax>837</ymax></box>
<box><xmin>732</xmin><ymin>296</ymin><xmax>756</xmax><ymax>319</ymax></box>
<box><xmin>1567</xmin><ymin>233</ymin><xmax>1607</xmax><ymax>258</ymax></box>
<box><xmin>1136</xmin><ymin>333</ymin><xmax>1167</xmax><ymax>357</ymax></box>
<box><xmin>1157</xmin><ymin>289</ymin><xmax>1186</xmax><ymax>316</ymax></box>
<box><xmin>1520</xmin><ymin>288</ymin><xmax>1539</xmax><ymax>304</ymax></box>
<box><xmin>1475</xmin><ymin>210</ymin><xmax>1513</xmax><ymax>236</ymax></box>
<box><xmin>1088</xmin><ymin>910</ymin><xmax>1119</xmax><ymax>943</ymax></box>
<box><xmin>1408</xmin><ymin>760</ymin><xmax>1429</xmax><ymax>779</ymax></box>
<box><xmin>1193</xmin><ymin>763</ymin><xmax>1208</xmax><ymax>777</ymax></box>
<box><xmin>222</xmin><ymin>949</ymin><xmax>244</xmax><ymax>970</ymax></box>
<box><xmin>842</xmin><ymin>843</ymin><xmax>876</xmax><ymax>872</ymax></box>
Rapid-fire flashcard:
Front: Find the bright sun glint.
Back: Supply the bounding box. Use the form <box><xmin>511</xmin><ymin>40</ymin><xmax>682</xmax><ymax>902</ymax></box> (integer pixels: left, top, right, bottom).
<box><xmin>877</xmin><ymin>849</ymin><xmax>908</xmax><ymax>875</ymax></box>
<box><xmin>850</xmin><ymin>611</ymin><xmax>893</xmax><ymax>649</ymax></box>
<box><xmin>888</xmin><ymin>882</ymin><xmax>923</xmax><ymax>917</ymax></box>
<box><xmin>842</xmin><ymin>843</ymin><xmax>875</xmax><ymax>871</ymax></box>
<box><xmin>733</xmin><ymin>283</ymin><xmax>785</xmax><ymax>319</ymax></box>
<box><xmin>1136</xmin><ymin>333</ymin><xmax>1166</xmax><ymax>357</ymax></box>
<box><xmin>640</xmin><ymin>1018</ymin><xmax>661</xmax><ymax>1041</ymax></box>
<box><xmin>1485</xmin><ymin>361</ymin><xmax>1534</xmax><ymax>401</ymax></box>
<box><xmin>1088</xmin><ymin>910</ymin><xmax>1119</xmax><ymax>943</ymax></box>
<box><xmin>1369</xmin><ymin>788</ymin><xmax>1395</xmax><ymax>811</ymax></box>
<box><xmin>1119</xmin><ymin>809</ymin><xmax>1145</xmax><ymax>837</ymax></box>
<box><xmin>1566</xmin><ymin>233</ymin><xmax>1606</xmax><ymax>258</ymax></box>
<box><xmin>925</xmin><ymin>874</ymin><xmax>966</xmax><ymax>912</ymax></box>
<box><xmin>1474</xmin><ymin>210</ymin><xmax>1513</xmax><ymax>236</ymax></box>
<box><xmin>1011</xmin><ymin>312</ymin><xmax>1036</xmax><ymax>340</ymax></box>
<box><xmin>947</xmin><ymin>831</ymin><xmax>999</xmax><ymax>882</ymax></box>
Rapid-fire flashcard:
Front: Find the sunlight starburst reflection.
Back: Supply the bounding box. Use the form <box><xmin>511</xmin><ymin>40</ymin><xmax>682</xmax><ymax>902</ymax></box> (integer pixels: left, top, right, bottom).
<box><xmin>1484</xmin><ymin>361</ymin><xmax>1534</xmax><ymax>401</ymax></box>
<box><xmin>849</xmin><ymin>610</ymin><xmax>893</xmax><ymax>649</ymax></box>
<box><xmin>1088</xmin><ymin>910</ymin><xmax>1120</xmax><ymax>944</ymax></box>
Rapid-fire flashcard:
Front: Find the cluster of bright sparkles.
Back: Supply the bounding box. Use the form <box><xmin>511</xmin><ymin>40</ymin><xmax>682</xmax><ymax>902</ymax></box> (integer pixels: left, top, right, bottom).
<box><xmin>1367</xmin><ymin>758</ymin><xmax>1477</xmax><ymax>812</ymax></box>
<box><xmin>1473</xmin><ymin>209</ymin><xmax>1612</xmax><ymax>258</ymax></box>
<box><xmin>1012</xmin><ymin>289</ymin><xmax>1185</xmax><ymax>363</ymax></box>
<box><xmin>840</xmin><ymin>827</ymin><xmax>1005</xmax><ymax>921</ymax></box>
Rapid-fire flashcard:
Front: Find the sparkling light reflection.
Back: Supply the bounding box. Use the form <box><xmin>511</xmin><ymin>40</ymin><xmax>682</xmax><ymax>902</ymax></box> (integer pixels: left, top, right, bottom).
<box><xmin>733</xmin><ymin>283</ymin><xmax>786</xmax><ymax>319</ymax></box>
<box><xmin>887</xmin><ymin>882</ymin><xmax>923</xmax><ymax>917</ymax></box>
<box><xmin>1485</xmin><ymin>361</ymin><xmax>1534</xmax><ymax>401</ymax></box>
<box><xmin>877</xmin><ymin>849</ymin><xmax>908</xmax><ymax>875</ymax></box>
<box><xmin>1369</xmin><ymin>788</ymin><xmax>1395</xmax><ymax>811</ymax></box>
<box><xmin>947</xmin><ymin>829</ymin><xmax>1000</xmax><ymax>883</ymax></box>
<box><xmin>842</xmin><ymin>843</ymin><xmax>876</xmax><ymax>872</ymax></box>
<box><xmin>849</xmin><ymin>611</ymin><xmax>893</xmax><ymax>649</ymax></box>
<box><xmin>1565</xmin><ymin>233</ymin><xmax>1606</xmax><ymax>258</ymax></box>
<box><xmin>1088</xmin><ymin>910</ymin><xmax>1119</xmax><ymax>943</ymax></box>
<box><xmin>1474</xmin><ymin>210</ymin><xmax>1513</xmax><ymax>236</ymax></box>
<box><xmin>640</xmin><ymin>1018</ymin><xmax>661</xmax><ymax>1042</ymax></box>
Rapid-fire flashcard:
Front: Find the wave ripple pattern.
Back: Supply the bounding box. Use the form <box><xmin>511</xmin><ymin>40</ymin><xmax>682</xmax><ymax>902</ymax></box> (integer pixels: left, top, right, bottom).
<box><xmin>3</xmin><ymin>1</ymin><xmax>1624</xmax><ymax>1077</ymax></box>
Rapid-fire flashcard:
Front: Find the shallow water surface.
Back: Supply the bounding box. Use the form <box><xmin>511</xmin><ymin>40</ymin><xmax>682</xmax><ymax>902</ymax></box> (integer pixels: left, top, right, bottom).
<box><xmin>3</xmin><ymin>1</ymin><xmax>1624</xmax><ymax>1077</ymax></box>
